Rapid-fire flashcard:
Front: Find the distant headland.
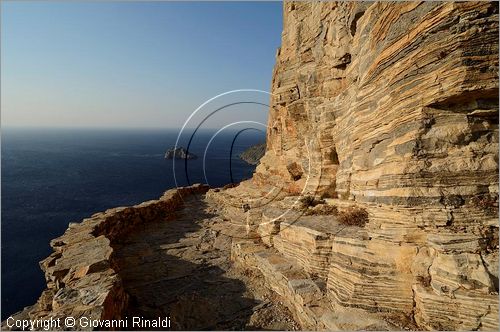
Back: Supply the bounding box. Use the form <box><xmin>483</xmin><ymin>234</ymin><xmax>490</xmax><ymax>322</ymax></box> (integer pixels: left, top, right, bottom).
<box><xmin>239</xmin><ymin>142</ymin><xmax>265</xmax><ymax>165</ymax></box>
<box><xmin>164</xmin><ymin>147</ymin><xmax>197</xmax><ymax>160</ymax></box>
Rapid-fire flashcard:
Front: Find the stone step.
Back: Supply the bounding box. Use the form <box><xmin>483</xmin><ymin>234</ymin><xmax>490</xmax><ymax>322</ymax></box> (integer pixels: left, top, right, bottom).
<box><xmin>257</xmin><ymin>203</ymin><xmax>418</xmax><ymax>326</ymax></box>
<box><xmin>231</xmin><ymin>238</ymin><xmax>395</xmax><ymax>330</ymax></box>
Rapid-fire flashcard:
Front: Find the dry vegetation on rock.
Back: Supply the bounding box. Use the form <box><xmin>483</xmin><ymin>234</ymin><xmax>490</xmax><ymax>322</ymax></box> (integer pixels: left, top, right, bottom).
<box><xmin>7</xmin><ymin>1</ymin><xmax>499</xmax><ymax>331</ymax></box>
<box><xmin>337</xmin><ymin>207</ymin><xmax>368</xmax><ymax>227</ymax></box>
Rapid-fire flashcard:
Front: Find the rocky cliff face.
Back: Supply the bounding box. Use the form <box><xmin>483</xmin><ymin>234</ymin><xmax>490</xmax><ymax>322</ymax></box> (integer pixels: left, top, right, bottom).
<box><xmin>250</xmin><ymin>1</ymin><xmax>499</xmax><ymax>330</ymax></box>
<box><xmin>4</xmin><ymin>2</ymin><xmax>498</xmax><ymax>331</ymax></box>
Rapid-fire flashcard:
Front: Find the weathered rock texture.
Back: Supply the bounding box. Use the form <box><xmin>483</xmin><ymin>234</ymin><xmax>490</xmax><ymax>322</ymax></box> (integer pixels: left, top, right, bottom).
<box><xmin>3</xmin><ymin>185</ymin><xmax>209</xmax><ymax>330</ymax></box>
<box><xmin>4</xmin><ymin>185</ymin><xmax>301</xmax><ymax>331</ymax></box>
<box><xmin>4</xmin><ymin>2</ymin><xmax>499</xmax><ymax>331</ymax></box>
<box><xmin>247</xmin><ymin>1</ymin><xmax>499</xmax><ymax>330</ymax></box>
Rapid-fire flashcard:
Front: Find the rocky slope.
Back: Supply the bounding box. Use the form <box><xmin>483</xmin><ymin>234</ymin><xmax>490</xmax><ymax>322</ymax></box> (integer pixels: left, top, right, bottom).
<box><xmin>239</xmin><ymin>143</ymin><xmax>266</xmax><ymax>165</ymax></box>
<box><xmin>3</xmin><ymin>186</ymin><xmax>299</xmax><ymax>330</ymax></box>
<box><xmin>4</xmin><ymin>1</ymin><xmax>498</xmax><ymax>331</ymax></box>
<box><xmin>247</xmin><ymin>1</ymin><xmax>499</xmax><ymax>330</ymax></box>
<box><xmin>2</xmin><ymin>185</ymin><xmax>209</xmax><ymax>330</ymax></box>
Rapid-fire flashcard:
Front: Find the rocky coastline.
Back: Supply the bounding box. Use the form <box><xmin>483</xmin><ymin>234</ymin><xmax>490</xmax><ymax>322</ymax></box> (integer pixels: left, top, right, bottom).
<box><xmin>4</xmin><ymin>2</ymin><xmax>499</xmax><ymax>331</ymax></box>
<box><xmin>239</xmin><ymin>143</ymin><xmax>266</xmax><ymax>165</ymax></box>
<box><xmin>2</xmin><ymin>185</ymin><xmax>209</xmax><ymax>330</ymax></box>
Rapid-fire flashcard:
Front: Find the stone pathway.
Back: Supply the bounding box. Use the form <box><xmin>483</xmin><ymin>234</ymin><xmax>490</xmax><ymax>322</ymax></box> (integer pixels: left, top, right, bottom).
<box><xmin>113</xmin><ymin>194</ymin><xmax>299</xmax><ymax>330</ymax></box>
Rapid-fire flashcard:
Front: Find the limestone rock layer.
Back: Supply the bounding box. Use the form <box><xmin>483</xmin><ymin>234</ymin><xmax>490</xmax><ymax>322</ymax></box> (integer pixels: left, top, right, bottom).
<box><xmin>4</xmin><ymin>2</ymin><xmax>498</xmax><ymax>331</ymax></box>
<box><xmin>251</xmin><ymin>1</ymin><xmax>499</xmax><ymax>330</ymax></box>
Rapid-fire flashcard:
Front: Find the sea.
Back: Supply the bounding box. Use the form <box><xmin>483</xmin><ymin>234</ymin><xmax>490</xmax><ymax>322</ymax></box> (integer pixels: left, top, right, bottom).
<box><xmin>1</xmin><ymin>127</ymin><xmax>265</xmax><ymax>319</ymax></box>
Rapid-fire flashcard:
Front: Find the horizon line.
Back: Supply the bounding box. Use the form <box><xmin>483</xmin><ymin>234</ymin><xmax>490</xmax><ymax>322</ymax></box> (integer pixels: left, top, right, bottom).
<box><xmin>1</xmin><ymin>125</ymin><xmax>269</xmax><ymax>132</ymax></box>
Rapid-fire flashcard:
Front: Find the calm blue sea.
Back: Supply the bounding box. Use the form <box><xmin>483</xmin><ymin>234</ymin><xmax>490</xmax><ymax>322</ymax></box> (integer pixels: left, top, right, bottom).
<box><xmin>1</xmin><ymin>127</ymin><xmax>264</xmax><ymax>318</ymax></box>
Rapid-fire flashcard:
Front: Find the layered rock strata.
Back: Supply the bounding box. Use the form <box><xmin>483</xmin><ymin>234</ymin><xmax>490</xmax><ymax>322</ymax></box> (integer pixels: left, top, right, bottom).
<box><xmin>243</xmin><ymin>1</ymin><xmax>499</xmax><ymax>330</ymax></box>
<box><xmin>4</xmin><ymin>185</ymin><xmax>303</xmax><ymax>331</ymax></box>
<box><xmin>210</xmin><ymin>186</ymin><xmax>414</xmax><ymax>330</ymax></box>
<box><xmin>4</xmin><ymin>1</ymin><xmax>499</xmax><ymax>331</ymax></box>
<box><xmin>4</xmin><ymin>185</ymin><xmax>209</xmax><ymax>330</ymax></box>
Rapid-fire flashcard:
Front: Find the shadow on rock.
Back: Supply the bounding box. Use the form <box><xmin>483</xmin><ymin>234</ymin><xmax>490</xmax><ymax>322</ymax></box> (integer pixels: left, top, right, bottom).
<box><xmin>112</xmin><ymin>196</ymin><xmax>259</xmax><ymax>330</ymax></box>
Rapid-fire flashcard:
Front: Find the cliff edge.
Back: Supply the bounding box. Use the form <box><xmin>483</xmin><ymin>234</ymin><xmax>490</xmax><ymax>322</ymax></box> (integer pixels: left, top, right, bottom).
<box><xmin>4</xmin><ymin>2</ymin><xmax>498</xmax><ymax>331</ymax></box>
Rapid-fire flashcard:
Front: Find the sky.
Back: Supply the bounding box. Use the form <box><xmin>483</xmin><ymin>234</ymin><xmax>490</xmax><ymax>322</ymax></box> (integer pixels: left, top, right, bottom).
<box><xmin>1</xmin><ymin>1</ymin><xmax>283</xmax><ymax>129</ymax></box>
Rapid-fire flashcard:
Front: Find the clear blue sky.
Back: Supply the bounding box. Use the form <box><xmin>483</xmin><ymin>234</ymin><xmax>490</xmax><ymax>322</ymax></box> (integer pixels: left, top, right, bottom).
<box><xmin>1</xmin><ymin>1</ymin><xmax>283</xmax><ymax>128</ymax></box>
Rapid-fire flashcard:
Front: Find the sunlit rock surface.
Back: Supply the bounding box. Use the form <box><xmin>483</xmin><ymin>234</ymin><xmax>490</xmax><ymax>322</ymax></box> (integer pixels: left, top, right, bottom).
<box><xmin>4</xmin><ymin>2</ymin><xmax>498</xmax><ymax>331</ymax></box>
<box><xmin>247</xmin><ymin>1</ymin><xmax>499</xmax><ymax>330</ymax></box>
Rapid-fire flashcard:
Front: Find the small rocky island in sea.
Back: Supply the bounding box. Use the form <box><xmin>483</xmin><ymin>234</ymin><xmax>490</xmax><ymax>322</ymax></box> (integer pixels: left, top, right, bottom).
<box><xmin>239</xmin><ymin>142</ymin><xmax>266</xmax><ymax>165</ymax></box>
<box><xmin>164</xmin><ymin>147</ymin><xmax>197</xmax><ymax>159</ymax></box>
